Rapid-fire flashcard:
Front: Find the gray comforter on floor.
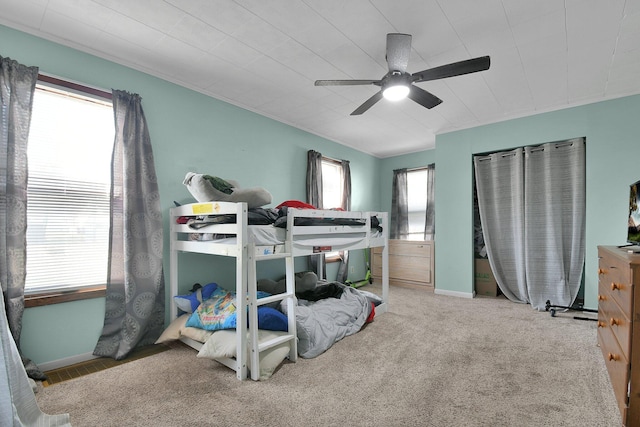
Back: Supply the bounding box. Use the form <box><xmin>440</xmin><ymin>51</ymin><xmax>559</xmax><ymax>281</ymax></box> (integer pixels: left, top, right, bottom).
<box><xmin>283</xmin><ymin>282</ymin><xmax>373</xmax><ymax>359</ymax></box>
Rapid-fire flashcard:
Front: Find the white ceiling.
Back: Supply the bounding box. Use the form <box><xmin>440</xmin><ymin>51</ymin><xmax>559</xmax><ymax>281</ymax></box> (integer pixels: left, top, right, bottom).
<box><xmin>1</xmin><ymin>0</ymin><xmax>639</xmax><ymax>158</ymax></box>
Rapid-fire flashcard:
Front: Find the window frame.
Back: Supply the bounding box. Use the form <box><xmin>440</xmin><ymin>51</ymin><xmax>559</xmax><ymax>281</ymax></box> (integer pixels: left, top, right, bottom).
<box><xmin>24</xmin><ymin>75</ymin><xmax>112</xmax><ymax>307</ymax></box>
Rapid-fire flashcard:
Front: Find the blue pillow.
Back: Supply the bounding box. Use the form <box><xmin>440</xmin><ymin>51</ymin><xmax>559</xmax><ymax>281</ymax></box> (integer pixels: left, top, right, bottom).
<box><xmin>186</xmin><ymin>289</ymin><xmax>288</xmax><ymax>332</ymax></box>
<box><xmin>173</xmin><ymin>282</ymin><xmax>219</xmax><ymax>313</ymax></box>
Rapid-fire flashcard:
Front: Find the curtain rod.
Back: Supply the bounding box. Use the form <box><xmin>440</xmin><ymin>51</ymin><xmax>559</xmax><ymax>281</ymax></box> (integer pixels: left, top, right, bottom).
<box><xmin>37</xmin><ymin>73</ymin><xmax>112</xmax><ymax>100</ymax></box>
<box><xmin>475</xmin><ymin>138</ymin><xmax>584</xmax><ymax>161</ymax></box>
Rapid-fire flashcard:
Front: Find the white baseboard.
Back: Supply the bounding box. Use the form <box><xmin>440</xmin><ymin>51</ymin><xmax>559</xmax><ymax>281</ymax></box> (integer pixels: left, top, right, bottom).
<box><xmin>38</xmin><ymin>352</ymin><xmax>100</xmax><ymax>371</ymax></box>
<box><xmin>434</xmin><ymin>288</ymin><xmax>475</xmax><ymax>299</ymax></box>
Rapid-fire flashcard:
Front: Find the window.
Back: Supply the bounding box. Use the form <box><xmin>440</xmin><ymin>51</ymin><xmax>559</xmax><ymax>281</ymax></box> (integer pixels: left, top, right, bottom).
<box><xmin>321</xmin><ymin>157</ymin><xmax>344</xmax><ymax>210</ymax></box>
<box><xmin>25</xmin><ymin>77</ymin><xmax>114</xmax><ymax>296</ymax></box>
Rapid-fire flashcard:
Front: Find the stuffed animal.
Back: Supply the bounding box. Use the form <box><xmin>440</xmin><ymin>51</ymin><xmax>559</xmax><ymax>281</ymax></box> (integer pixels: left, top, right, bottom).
<box><xmin>183</xmin><ymin>172</ymin><xmax>272</xmax><ymax>208</ymax></box>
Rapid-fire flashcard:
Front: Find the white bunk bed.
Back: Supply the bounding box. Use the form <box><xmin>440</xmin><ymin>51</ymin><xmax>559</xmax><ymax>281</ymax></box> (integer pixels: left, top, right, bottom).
<box><xmin>169</xmin><ymin>201</ymin><xmax>389</xmax><ymax>381</ymax></box>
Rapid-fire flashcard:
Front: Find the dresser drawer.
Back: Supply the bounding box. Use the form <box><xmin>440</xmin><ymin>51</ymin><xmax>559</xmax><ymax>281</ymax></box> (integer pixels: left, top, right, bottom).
<box><xmin>388</xmin><ymin>240</ymin><xmax>431</xmax><ymax>257</ymax></box>
<box><xmin>389</xmin><ymin>254</ymin><xmax>429</xmax><ymax>282</ymax></box>
<box><xmin>598</xmin><ymin>293</ymin><xmax>631</xmax><ymax>360</ymax></box>
<box><xmin>599</xmin><ymin>257</ymin><xmax>633</xmax><ymax>316</ymax></box>
<box><xmin>598</xmin><ymin>323</ymin><xmax>631</xmax><ymax>418</ymax></box>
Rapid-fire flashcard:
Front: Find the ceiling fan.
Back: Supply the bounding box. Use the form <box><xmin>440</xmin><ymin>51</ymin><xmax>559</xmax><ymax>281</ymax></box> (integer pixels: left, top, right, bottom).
<box><xmin>315</xmin><ymin>33</ymin><xmax>490</xmax><ymax>115</ymax></box>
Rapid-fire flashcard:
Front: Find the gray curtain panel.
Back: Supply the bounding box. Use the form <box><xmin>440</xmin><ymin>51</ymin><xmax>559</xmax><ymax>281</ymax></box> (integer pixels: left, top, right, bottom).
<box><xmin>335</xmin><ymin>160</ymin><xmax>351</xmax><ymax>283</ymax></box>
<box><xmin>0</xmin><ymin>56</ymin><xmax>38</xmax><ymax>344</ymax></box>
<box><xmin>94</xmin><ymin>90</ymin><xmax>165</xmax><ymax>360</ymax></box>
<box><xmin>523</xmin><ymin>139</ymin><xmax>586</xmax><ymax>310</ymax></box>
<box><xmin>390</xmin><ymin>168</ymin><xmax>408</xmax><ymax>239</ymax></box>
<box><xmin>305</xmin><ymin>150</ymin><xmax>325</xmax><ymax>279</ymax></box>
<box><xmin>1</xmin><ymin>286</ymin><xmax>71</xmax><ymax>426</ymax></box>
<box><xmin>306</xmin><ymin>149</ymin><xmax>323</xmax><ymax>208</ymax></box>
<box><xmin>474</xmin><ymin>138</ymin><xmax>586</xmax><ymax>310</ymax></box>
<box><xmin>0</xmin><ymin>56</ymin><xmax>47</xmax><ymax>380</ymax></box>
<box><xmin>424</xmin><ymin>163</ymin><xmax>435</xmax><ymax>240</ymax></box>
<box><xmin>341</xmin><ymin>159</ymin><xmax>351</xmax><ymax>211</ymax></box>
<box><xmin>474</xmin><ymin>149</ymin><xmax>528</xmax><ymax>303</ymax></box>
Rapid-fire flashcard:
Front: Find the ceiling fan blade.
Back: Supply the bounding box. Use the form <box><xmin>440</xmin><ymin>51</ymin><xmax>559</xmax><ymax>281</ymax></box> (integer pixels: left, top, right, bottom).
<box><xmin>351</xmin><ymin>91</ymin><xmax>383</xmax><ymax>115</ymax></box>
<box><xmin>386</xmin><ymin>33</ymin><xmax>411</xmax><ymax>72</ymax></box>
<box><xmin>412</xmin><ymin>56</ymin><xmax>490</xmax><ymax>83</ymax></box>
<box><xmin>407</xmin><ymin>85</ymin><xmax>442</xmax><ymax>109</ymax></box>
<box><xmin>315</xmin><ymin>79</ymin><xmax>380</xmax><ymax>86</ymax></box>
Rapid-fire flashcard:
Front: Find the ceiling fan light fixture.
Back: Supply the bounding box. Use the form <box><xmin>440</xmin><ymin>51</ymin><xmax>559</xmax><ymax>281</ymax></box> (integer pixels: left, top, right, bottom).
<box><xmin>382</xmin><ymin>84</ymin><xmax>410</xmax><ymax>101</ymax></box>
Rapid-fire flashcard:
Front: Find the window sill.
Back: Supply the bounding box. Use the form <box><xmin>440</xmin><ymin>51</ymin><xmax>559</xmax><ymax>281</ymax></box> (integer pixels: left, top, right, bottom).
<box><xmin>24</xmin><ymin>285</ymin><xmax>106</xmax><ymax>308</ymax></box>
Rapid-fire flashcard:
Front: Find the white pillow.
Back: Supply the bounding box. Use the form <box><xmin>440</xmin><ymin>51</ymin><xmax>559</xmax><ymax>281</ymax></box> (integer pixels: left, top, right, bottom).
<box><xmin>197</xmin><ymin>330</ymin><xmax>291</xmax><ymax>380</ymax></box>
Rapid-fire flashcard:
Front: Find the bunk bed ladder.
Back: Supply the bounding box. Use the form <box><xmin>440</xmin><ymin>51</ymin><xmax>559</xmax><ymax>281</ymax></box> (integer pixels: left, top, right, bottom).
<box><xmin>247</xmin><ymin>244</ymin><xmax>297</xmax><ymax>381</ymax></box>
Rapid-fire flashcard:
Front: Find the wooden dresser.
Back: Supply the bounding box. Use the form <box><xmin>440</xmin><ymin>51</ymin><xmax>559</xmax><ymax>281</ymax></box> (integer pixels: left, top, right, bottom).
<box><xmin>598</xmin><ymin>245</ymin><xmax>640</xmax><ymax>425</ymax></box>
<box><xmin>372</xmin><ymin>240</ymin><xmax>434</xmax><ymax>290</ymax></box>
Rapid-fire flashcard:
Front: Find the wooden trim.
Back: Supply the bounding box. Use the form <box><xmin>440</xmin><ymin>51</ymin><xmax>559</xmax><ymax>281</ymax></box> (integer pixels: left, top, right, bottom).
<box><xmin>37</xmin><ymin>74</ymin><xmax>112</xmax><ymax>100</ymax></box>
<box><xmin>24</xmin><ymin>285</ymin><xmax>106</xmax><ymax>308</ymax></box>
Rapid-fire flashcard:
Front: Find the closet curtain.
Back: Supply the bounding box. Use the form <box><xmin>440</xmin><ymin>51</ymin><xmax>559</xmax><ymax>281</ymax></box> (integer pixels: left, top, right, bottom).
<box><xmin>94</xmin><ymin>90</ymin><xmax>165</xmax><ymax>360</ymax></box>
<box><xmin>474</xmin><ymin>138</ymin><xmax>586</xmax><ymax>310</ymax></box>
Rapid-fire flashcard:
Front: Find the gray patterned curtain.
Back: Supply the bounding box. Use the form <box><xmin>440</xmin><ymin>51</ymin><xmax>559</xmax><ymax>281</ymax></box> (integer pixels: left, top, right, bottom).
<box><xmin>390</xmin><ymin>168</ymin><xmax>408</xmax><ymax>239</ymax></box>
<box><xmin>306</xmin><ymin>150</ymin><xmax>326</xmax><ymax>278</ymax></box>
<box><xmin>336</xmin><ymin>160</ymin><xmax>351</xmax><ymax>283</ymax></box>
<box><xmin>94</xmin><ymin>90</ymin><xmax>165</xmax><ymax>360</ymax></box>
<box><xmin>423</xmin><ymin>163</ymin><xmax>435</xmax><ymax>240</ymax></box>
<box><xmin>1</xmin><ymin>285</ymin><xmax>71</xmax><ymax>426</ymax></box>
<box><xmin>0</xmin><ymin>56</ymin><xmax>48</xmax><ymax>381</ymax></box>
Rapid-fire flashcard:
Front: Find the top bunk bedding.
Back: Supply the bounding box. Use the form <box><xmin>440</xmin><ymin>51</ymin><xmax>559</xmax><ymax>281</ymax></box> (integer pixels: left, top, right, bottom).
<box><xmin>170</xmin><ymin>201</ymin><xmax>387</xmax><ymax>257</ymax></box>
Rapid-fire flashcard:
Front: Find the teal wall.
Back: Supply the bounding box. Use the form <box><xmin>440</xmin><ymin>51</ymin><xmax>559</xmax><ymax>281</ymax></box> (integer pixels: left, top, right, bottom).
<box><xmin>432</xmin><ymin>95</ymin><xmax>640</xmax><ymax>308</ymax></box>
<box><xmin>1</xmin><ymin>25</ymin><xmax>381</xmax><ymax>366</ymax></box>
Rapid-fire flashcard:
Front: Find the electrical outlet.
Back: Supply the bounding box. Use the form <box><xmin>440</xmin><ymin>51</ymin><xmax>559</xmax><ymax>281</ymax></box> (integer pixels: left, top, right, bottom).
<box><xmin>350</xmin><ymin>266</ymin><xmax>355</xmax><ymax>274</ymax></box>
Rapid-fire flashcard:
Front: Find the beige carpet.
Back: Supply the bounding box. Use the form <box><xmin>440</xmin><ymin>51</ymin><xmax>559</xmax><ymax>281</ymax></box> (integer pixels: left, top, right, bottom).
<box><xmin>36</xmin><ymin>284</ymin><xmax>620</xmax><ymax>427</ymax></box>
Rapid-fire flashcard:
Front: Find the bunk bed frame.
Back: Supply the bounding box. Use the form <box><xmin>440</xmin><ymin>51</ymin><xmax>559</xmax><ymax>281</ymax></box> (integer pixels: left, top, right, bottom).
<box><xmin>169</xmin><ymin>201</ymin><xmax>389</xmax><ymax>380</ymax></box>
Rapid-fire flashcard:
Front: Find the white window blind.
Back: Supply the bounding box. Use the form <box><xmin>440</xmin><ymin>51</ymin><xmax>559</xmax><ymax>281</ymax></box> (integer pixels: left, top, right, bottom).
<box><xmin>25</xmin><ymin>84</ymin><xmax>114</xmax><ymax>293</ymax></box>
<box><xmin>321</xmin><ymin>158</ymin><xmax>343</xmax><ymax>210</ymax></box>
<box><xmin>407</xmin><ymin>168</ymin><xmax>428</xmax><ymax>241</ymax></box>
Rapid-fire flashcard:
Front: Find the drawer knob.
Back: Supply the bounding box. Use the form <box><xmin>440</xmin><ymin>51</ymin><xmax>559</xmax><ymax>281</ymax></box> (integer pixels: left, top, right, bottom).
<box><xmin>598</xmin><ymin>268</ymin><xmax>607</xmax><ymax>275</ymax></box>
<box><xmin>610</xmin><ymin>318</ymin><xmax>620</xmax><ymax>326</ymax></box>
<box><xmin>608</xmin><ymin>353</ymin><xmax>620</xmax><ymax>362</ymax></box>
<box><xmin>611</xmin><ymin>282</ymin><xmax>622</xmax><ymax>291</ymax></box>
<box><xmin>597</xmin><ymin>321</ymin><xmax>606</xmax><ymax>328</ymax></box>
<box><xmin>598</xmin><ymin>294</ymin><xmax>606</xmax><ymax>301</ymax></box>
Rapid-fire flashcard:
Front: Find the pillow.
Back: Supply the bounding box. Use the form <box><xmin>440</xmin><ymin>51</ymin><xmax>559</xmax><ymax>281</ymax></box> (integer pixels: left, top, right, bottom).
<box><xmin>185</xmin><ymin>288</ymin><xmax>288</xmax><ymax>332</ymax></box>
<box><xmin>155</xmin><ymin>314</ymin><xmax>214</xmax><ymax>344</ymax></box>
<box><xmin>197</xmin><ymin>329</ymin><xmax>291</xmax><ymax>380</ymax></box>
<box><xmin>173</xmin><ymin>282</ymin><xmax>218</xmax><ymax>313</ymax></box>
<box><xmin>155</xmin><ymin>314</ymin><xmax>189</xmax><ymax>343</ymax></box>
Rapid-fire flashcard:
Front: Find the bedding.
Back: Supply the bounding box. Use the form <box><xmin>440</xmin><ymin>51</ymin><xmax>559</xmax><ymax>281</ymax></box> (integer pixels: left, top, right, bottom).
<box><xmin>282</xmin><ymin>282</ymin><xmax>373</xmax><ymax>359</ymax></box>
<box><xmin>183</xmin><ymin>172</ymin><xmax>272</xmax><ymax>208</ymax></box>
<box><xmin>185</xmin><ymin>287</ymin><xmax>289</xmax><ymax>332</ymax></box>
